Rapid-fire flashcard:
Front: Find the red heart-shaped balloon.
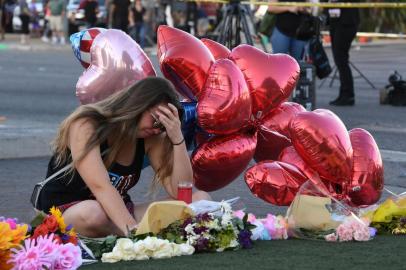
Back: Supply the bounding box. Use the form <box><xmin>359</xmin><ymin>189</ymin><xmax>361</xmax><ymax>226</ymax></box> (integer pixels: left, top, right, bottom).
<box><xmin>201</xmin><ymin>38</ymin><xmax>231</xmax><ymax>60</ymax></box>
<box><xmin>347</xmin><ymin>128</ymin><xmax>384</xmax><ymax>206</ymax></box>
<box><xmin>230</xmin><ymin>45</ymin><xmax>300</xmax><ymax>117</ymax></box>
<box><xmin>76</xmin><ymin>29</ymin><xmax>156</xmax><ymax>104</ymax></box>
<box><xmin>254</xmin><ymin>127</ymin><xmax>291</xmax><ymax>162</ymax></box>
<box><xmin>261</xmin><ymin>102</ymin><xmax>306</xmax><ymax>137</ymax></box>
<box><xmin>254</xmin><ymin>102</ymin><xmax>306</xmax><ymax>162</ymax></box>
<box><xmin>279</xmin><ymin>146</ymin><xmax>349</xmax><ymax>200</ymax></box>
<box><xmin>245</xmin><ymin>161</ymin><xmax>308</xmax><ymax>206</ymax></box>
<box><xmin>192</xmin><ymin>133</ymin><xmax>257</xmax><ymax>191</ymax></box>
<box><xmin>157</xmin><ymin>26</ymin><xmax>214</xmax><ymax>100</ymax></box>
<box><xmin>197</xmin><ymin>59</ymin><xmax>252</xmax><ymax>135</ymax></box>
<box><xmin>290</xmin><ymin>109</ymin><xmax>353</xmax><ymax>184</ymax></box>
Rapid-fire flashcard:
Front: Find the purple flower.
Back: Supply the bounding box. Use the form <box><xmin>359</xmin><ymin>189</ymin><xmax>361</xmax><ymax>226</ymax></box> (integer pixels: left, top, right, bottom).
<box><xmin>194</xmin><ymin>226</ymin><xmax>208</xmax><ymax>235</ymax></box>
<box><xmin>369</xmin><ymin>227</ymin><xmax>377</xmax><ymax>238</ymax></box>
<box><xmin>238</xmin><ymin>229</ymin><xmax>253</xmax><ymax>249</ymax></box>
<box><xmin>181</xmin><ymin>217</ymin><xmax>193</xmax><ymax>228</ymax></box>
<box><xmin>65</xmin><ymin>224</ymin><xmax>73</xmax><ymax>231</ymax></box>
<box><xmin>53</xmin><ymin>243</ymin><xmax>82</xmax><ymax>270</ymax></box>
<box><xmin>196</xmin><ymin>213</ymin><xmax>212</xmax><ymax>223</ymax></box>
<box><xmin>194</xmin><ymin>237</ymin><xmax>209</xmax><ymax>252</ymax></box>
<box><xmin>400</xmin><ymin>217</ymin><xmax>406</xmax><ymax>226</ymax></box>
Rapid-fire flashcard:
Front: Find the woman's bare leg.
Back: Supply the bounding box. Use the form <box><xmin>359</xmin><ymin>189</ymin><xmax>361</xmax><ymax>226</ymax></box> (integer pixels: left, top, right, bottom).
<box><xmin>62</xmin><ymin>200</ymin><xmax>123</xmax><ymax>237</ymax></box>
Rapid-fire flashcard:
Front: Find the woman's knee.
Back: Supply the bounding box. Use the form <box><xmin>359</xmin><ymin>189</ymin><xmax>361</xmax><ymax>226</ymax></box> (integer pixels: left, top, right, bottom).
<box><xmin>192</xmin><ymin>190</ymin><xmax>211</xmax><ymax>202</ymax></box>
<box><xmin>65</xmin><ymin>200</ymin><xmax>110</xmax><ymax>229</ymax></box>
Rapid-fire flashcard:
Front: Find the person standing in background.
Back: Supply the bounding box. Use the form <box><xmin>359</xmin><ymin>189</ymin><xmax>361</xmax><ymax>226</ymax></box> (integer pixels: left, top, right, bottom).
<box><xmin>327</xmin><ymin>0</ymin><xmax>360</xmax><ymax>106</ymax></box>
<box><xmin>267</xmin><ymin>0</ymin><xmax>311</xmax><ymax>61</ymax></box>
<box><xmin>19</xmin><ymin>0</ymin><xmax>30</xmax><ymax>44</ymax></box>
<box><xmin>83</xmin><ymin>0</ymin><xmax>99</xmax><ymax>28</ymax></box>
<box><xmin>0</xmin><ymin>0</ymin><xmax>5</xmax><ymax>40</ymax></box>
<box><xmin>129</xmin><ymin>0</ymin><xmax>146</xmax><ymax>47</ymax></box>
<box><xmin>48</xmin><ymin>0</ymin><xmax>65</xmax><ymax>45</ymax></box>
<box><xmin>109</xmin><ymin>0</ymin><xmax>130</xmax><ymax>33</ymax></box>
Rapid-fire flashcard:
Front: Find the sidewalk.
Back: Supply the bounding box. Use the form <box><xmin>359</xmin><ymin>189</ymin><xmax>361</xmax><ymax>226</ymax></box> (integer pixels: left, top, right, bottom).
<box><xmin>0</xmin><ymin>33</ymin><xmax>71</xmax><ymax>51</ymax></box>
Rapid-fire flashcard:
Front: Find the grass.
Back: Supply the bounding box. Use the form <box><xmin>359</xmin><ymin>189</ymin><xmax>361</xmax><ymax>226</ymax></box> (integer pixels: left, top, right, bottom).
<box><xmin>80</xmin><ymin>236</ymin><xmax>406</xmax><ymax>270</ymax></box>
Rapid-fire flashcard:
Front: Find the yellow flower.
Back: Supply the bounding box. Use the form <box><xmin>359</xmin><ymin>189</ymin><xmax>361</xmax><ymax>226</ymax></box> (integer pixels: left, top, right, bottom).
<box><xmin>50</xmin><ymin>206</ymin><xmax>67</xmax><ymax>233</ymax></box>
<box><xmin>0</xmin><ymin>223</ymin><xmax>13</xmax><ymax>250</ymax></box>
<box><xmin>68</xmin><ymin>228</ymin><xmax>77</xmax><ymax>238</ymax></box>
<box><xmin>371</xmin><ymin>198</ymin><xmax>406</xmax><ymax>223</ymax></box>
<box><xmin>0</xmin><ymin>222</ymin><xmax>28</xmax><ymax>251</ymax></box>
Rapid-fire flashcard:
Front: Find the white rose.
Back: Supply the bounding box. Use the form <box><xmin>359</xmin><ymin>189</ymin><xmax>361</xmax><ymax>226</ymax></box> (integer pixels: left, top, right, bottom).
<box><xmin>133</xmin><ymin>240</ymin><xmax>147</xmax><ymax>255</ymax></box>
<box><xmin>178</xmin><ymin>243</ymin><xmax>195</xmax><ymax>255</ymax></box>
<box><xmin>101</xmin><ymin>252</ymin><xmax>122</xmax><ymax>263</ymax></box>
<box><xmin>151</xmin><ymin>243</ymin><xmax>173</xmax><ymax>259</ymax></box>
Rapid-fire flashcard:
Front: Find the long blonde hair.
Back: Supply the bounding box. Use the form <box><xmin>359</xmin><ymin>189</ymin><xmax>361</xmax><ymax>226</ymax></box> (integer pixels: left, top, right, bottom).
<box><xmin>52</xmin><ymin>77</ymin><xmax>183</xmax><ymax>190</ymax></box>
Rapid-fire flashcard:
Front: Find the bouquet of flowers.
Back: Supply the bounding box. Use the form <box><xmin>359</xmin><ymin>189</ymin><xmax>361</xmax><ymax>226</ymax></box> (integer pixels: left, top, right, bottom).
<box><xmin>157</xmin><ymin>201</ymin><xmax>255</xmax><ymax>252</ymax></box>
<box><xmin>364</xmin><ymin>193</ymin><xmax>406</xmax><ymax>235</ymax></box>
<box><xmin>0</xmin><ymin>208</ymin><xmax>83</xmax><ymax>270</ymax></box>
<box><xmin>30</xmin><ymin>207</ymin><xmax>78</xmax><ymax>245</ymax></box>
<box><xmin>233</xmin><ymin>211</ymin><xmax>288</xmax><ymax>240</ymax></box>
<box><xmin>286</xmin><ymin>180</ymin><xmax>375</xmax><ymax>242</ymax></box>
<box><xmin>0</xmin><ymin>217</ymin><xmax>29</xmax><ymax>270</ymax></box>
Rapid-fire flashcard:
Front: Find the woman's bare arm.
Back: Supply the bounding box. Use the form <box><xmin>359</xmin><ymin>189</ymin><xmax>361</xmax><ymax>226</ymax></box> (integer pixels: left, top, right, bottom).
<box><xmin>146</xmin><ymin>132</ymin><xmax>193</xmax><ymax>199</ymax></box>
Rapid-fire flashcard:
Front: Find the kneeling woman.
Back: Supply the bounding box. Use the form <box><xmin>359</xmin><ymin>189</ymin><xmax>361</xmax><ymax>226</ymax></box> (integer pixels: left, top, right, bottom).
<box><xmin>36</xmin><ymin>77</ymin><xmax>210</xmax><ymax>237</ymax></box>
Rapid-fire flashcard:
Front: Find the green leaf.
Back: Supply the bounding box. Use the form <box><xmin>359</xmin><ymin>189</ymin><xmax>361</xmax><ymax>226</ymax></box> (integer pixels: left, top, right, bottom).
<box><xmin>29</xmin><ymin>211</ymin><xmax>48</xmax><ymax>228</ymax></box>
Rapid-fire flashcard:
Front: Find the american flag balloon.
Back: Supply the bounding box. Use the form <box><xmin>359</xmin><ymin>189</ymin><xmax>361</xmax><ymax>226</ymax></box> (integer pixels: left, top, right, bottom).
<box><xmin>70</xmin><ymin>28</ymin><xmax>107</xmax><ymax>69</ymax></box>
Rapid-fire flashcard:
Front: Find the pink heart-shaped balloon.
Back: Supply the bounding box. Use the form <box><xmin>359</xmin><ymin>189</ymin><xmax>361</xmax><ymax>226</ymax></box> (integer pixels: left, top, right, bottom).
<box><xmin>192</xmin><ymin>133</ymin><xmax>257</xmax><ymax>191</ymax></box>
<box><xmin>347</xmin><ymin>128</ymin><xmax>384</xmax><ymax>206</ymax></box>
<box><xmin>76</xmin><ymin>29</ymin><xmax>156</xmax><ymax>104</ymax></box>
<box><xmin>230</xmin><ymin>45</ymin><xmax>300</xmax><ymax>117</ymax></box>
<box><xmin>245</xmin><ymin>161</ymin><xmax>308</xmax><ymax>206</ymax></box>
<box><xmin>197</xmin><ymin>59</ymin><xmax>252</xmax><ymax>135</ymax></box>
<box><xmin>157</xmin><ymin>26</ymin><xmax>214</xmax><ymax>100</ymax></box>
<box><xmin>201</xmin><ymin>38</ymin><xmax>231</xmax><ymax>60</ymax></box>
<box><xmin>290</xmin><ymin>109</ymin><xmax>353</xmax><ymax>184</ymax></box>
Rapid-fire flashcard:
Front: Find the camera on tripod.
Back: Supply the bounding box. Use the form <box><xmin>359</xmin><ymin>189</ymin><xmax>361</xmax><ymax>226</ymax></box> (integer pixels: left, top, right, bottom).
<box><xmin>380</xmin><ymin>71</ymin><xmax>406</xmax><ymax>106</ymax></box>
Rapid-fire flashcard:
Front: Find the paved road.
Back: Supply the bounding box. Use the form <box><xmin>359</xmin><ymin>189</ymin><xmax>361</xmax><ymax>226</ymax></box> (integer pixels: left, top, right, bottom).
<box><xmin>1</xmin><ymin>42</ymin><xmax>406</xmax><ymax>222</ymax></box>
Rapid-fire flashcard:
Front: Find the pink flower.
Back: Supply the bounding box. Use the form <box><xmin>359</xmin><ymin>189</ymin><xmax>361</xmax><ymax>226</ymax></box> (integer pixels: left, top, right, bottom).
<box><xmin>336</xmin><ymin>224</ymin><xmax>353</xmax><ymax>242</ymax></box>
<box><xmin>233</xmin><ymin>210</ymin><xmax>245</xmax><ymax>220</ymax></box>
<box><xmin>261</xmin><ymin>214</ymin><xmax>288</xmax><ymax>240</ymax></box>
<box><xmin>9</xmin><ymin>238</ymin><xmax>53</xmax><ymax>270</ymax></box>
<box><xmin>325</xmin><ymin>233</ymin><xmax>338</xmax><ymax>242</ymax></box>
<box><xmin>247</xmin><ymin>214</ymin><xmax>257</xmax><ymax>223</ymax></box>
<box><xmin>53</xmin><ymin>243</ymin><xmax>82</xmax><ymax>270</ymax></box>
<box><xmin>353</xmin><ymin>226</ymin><xmax>371</xmax><ymax>241</ymax></box>
<box><xmin>36</xmin><ymin>234</ymin><xmax>59</xmax><ymax>258</ymax></box>
<box><xmin>5</xmin><ymin>218</ymin><xmax>17</xmax><ymax>230</ymax></box>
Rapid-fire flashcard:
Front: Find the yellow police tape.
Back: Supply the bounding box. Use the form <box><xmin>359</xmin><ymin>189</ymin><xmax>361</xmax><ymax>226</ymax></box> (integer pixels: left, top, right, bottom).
<box><xmin>180</xmin><ymin>0</ymin><xmax>406</xmax><ymax>9</ymax></box>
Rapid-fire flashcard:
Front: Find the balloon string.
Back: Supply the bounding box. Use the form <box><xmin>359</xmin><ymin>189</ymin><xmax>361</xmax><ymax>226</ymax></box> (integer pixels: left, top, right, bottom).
<box><xmin>383</xmin><ymin>187</ymin><xmax>402</xmax><ymax>199</ymax></box>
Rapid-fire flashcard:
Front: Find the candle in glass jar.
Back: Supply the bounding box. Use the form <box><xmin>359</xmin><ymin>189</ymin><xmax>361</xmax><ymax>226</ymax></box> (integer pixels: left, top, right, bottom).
<box><xmin>177</xmin><ymin>182</ymin><xmax>193</xmax><ymax>204</ymax></box>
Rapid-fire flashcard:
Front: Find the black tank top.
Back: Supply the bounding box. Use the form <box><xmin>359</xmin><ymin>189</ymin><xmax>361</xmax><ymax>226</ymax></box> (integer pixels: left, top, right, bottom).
<box><xmin>275</xmin><ymin>0</ymin><xmax>306</xmax><ymax>38</ymax></box>
<box><xmin>38</xmin><ymin>139</ymin><xmax>145</xmax><ymax>213</ymax></box>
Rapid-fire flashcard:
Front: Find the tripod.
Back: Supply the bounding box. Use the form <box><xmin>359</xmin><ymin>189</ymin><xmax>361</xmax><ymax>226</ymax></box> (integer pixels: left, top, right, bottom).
<box><xmin>216</xmin><ymin>0</ymin><xmax>254</xmax><ymax>49</ymax></box>
<box><xmin>319</xmin><ymin>61</ymin><xmax>377</xmax><ymax>89</ymax></box>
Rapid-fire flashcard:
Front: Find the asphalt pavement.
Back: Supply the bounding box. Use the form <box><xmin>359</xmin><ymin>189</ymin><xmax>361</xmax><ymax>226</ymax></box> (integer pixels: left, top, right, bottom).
<box><xmin>1</xmin><ymin>34</ymin><xmax>406</xmax><ymax>223</ymax></box>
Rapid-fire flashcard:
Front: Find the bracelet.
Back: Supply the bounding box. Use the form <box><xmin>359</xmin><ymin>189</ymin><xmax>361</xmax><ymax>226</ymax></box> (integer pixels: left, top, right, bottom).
<box><xmin>172</xmin><ymin>138</ymin><xmax>185</xmax><ymax>146</ymax></box>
